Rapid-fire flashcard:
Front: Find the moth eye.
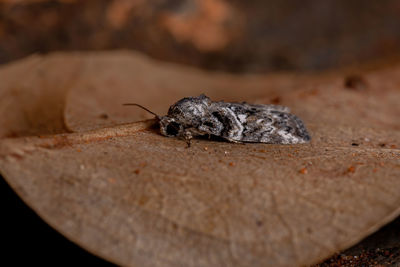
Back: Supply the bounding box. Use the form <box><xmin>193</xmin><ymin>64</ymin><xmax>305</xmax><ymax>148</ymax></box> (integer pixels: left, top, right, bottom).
<box><xmin>166</xmin><ymin>122</ymin><xmax>180</xmax><ymax>136</ymax></box>
<box><xmin>203</xmin><ymin>121</ymin><xmax>214</xmax><ymax>128</ymax></box>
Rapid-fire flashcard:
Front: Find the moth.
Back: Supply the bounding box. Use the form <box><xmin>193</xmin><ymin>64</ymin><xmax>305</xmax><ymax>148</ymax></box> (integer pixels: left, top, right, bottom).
<box><xmin>124</xmin><ymin>94</ymin><xmax>310</xmax><ymax>146</ymax></box>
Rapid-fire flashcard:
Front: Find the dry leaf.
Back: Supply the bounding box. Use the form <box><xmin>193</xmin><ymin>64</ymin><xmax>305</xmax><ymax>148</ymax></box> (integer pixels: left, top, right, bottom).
<box><xmin>0</xmin><ymin>51</ymin><xmax>400</xmax><ymax>267</ymax></box>
<box><xmin>0</xmin><ymin>54</ymin><xmax>83</xmax><ymax>138</ymax></box>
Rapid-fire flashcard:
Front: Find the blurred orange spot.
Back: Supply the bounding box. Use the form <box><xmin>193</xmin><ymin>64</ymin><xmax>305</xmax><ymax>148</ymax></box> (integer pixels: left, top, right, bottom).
<box><xmin>347</xmin><ymin>166</ymin><xmax>356</xmax><ymax>173</ymax></box>
<box><xmin>160</xmin><ymin>0</ymin><xmax>242</xmax><ymax>51</ymax></box>
<box><xmin>299</xmin><ymin>167</ymin><xmax>308</xmax><ymax>174</ymax></box>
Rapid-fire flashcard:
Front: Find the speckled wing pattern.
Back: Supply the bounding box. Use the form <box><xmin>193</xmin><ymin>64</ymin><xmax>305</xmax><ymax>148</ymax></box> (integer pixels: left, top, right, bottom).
<box><xmin>211</xmin><ymin>101</ymin><xmax>310</xmax><ymax>144</ymax></box>
<box><xmin>159</xmin><ymin>95</ymin><xmax>311</xmax><ymax>144</ymax></box>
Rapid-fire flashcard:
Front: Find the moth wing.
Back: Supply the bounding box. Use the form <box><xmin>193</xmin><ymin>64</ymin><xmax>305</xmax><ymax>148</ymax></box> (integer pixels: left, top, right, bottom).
<box><xmin>241</xmin><ymin>110</ymin><xmax>311</xmax><ymax>144</ymax></box>
<box><xmin>226</xmin><ymin>102</ymin><xmax>290</xmax><ymax>113</ymax></box>
<box><xmin>246</xmin><ymin>103</ymin><xmax>290</xmax><ymax>113</ymax></box>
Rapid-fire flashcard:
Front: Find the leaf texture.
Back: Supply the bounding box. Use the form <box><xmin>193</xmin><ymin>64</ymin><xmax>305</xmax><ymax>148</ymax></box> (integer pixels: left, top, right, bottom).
<box><xmin>0</xmin><ymin>51</ymin><xmax>399</xmax><ymax>267</ymax></box>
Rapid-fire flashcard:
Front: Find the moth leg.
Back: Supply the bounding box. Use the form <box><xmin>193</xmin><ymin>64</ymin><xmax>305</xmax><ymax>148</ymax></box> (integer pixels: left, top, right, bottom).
<box><xmin>183</xmin><ymin>130</ymin><xmax>193</xmax><ymax>148</ymax></box>
<box><xmin>186</xmin><ymin>138</ymin><xmax>192</xmax><ymax>148</ymax></box>
<box><xmin>182</xmin><ymin>127</ymin><xmax>210</xmax><ymax>147</ymax></box>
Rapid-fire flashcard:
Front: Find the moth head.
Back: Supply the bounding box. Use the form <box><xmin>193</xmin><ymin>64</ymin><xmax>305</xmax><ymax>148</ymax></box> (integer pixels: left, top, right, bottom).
<box><xmin>167</xmin><ymin>94</ymin><xmax>211</xmax><ymax>125</ymax></box>
<box><xmin>159</xmin><ymin>117</ymin><xmax>184</xmax><ymax>137</ymax></box>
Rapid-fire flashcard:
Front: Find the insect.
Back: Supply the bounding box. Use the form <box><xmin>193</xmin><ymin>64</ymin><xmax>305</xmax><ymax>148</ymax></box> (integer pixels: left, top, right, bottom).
<box><xmin>124</xmin><ymin>94</ymin><xmax>310</xmax><ymax>146</ymax></box>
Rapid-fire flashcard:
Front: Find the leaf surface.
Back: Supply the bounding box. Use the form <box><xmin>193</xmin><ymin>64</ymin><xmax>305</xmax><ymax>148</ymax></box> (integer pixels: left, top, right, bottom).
<box><xmin>0</xmin><ymin>51</ymin><xmax>399</xmax><ymax>267</ymax></box>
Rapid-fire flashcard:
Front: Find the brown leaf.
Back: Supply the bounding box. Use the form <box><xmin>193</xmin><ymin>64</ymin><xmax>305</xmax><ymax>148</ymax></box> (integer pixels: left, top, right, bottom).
<box><xmin>0</xmin><ymin>51</ymin><xmax>400</xmax><ymax>267</ymax></box>
<box><xmin>0</xmin><ymin>54</ymin><xmax>83</xmax><ymax>138</ymax></box>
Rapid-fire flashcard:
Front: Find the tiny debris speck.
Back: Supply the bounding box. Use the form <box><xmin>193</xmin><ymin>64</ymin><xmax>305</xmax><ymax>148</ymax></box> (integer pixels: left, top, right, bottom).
<box><xmin>299</xmin><ymin>167</ymin><xmax>308</xmax><ymax>174</ymax></box>
<box><xmin>347</xmin><ymin>166</ymin><xmax>356</xmax><ymax>173</ymax></box>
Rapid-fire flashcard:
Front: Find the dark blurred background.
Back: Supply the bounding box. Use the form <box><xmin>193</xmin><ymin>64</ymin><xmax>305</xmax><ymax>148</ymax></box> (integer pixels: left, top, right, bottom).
<box><xmin>1</xmin><ymin>0</ymin><xmax>400</xmax><ymax>72</ymax></box>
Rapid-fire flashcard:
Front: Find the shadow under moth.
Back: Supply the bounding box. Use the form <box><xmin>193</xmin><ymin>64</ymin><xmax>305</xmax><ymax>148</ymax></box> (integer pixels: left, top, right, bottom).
<box><xmin>125</xmin><ymin>94</ymin><xmax>310</xmax><ymax>146</ymax></box>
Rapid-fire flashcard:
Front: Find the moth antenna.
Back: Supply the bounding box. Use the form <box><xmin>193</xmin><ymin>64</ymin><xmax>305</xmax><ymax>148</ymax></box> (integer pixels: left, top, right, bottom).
<box><xmin>123</xmin><ymin>103</ymin><xmax>161</xmax><ymax>120</ymax></box>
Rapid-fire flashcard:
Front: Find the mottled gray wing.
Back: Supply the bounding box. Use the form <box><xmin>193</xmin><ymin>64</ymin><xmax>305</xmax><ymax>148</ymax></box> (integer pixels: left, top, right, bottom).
<box><xmin>240</xmin><ymin>110</ymin><xmax>311</xmax><ymax>144</ymax></box>
<box><xmin>217</xmin><ymin>101</ymin><xmax>290</xmax><ymax>113</ymax></box>
<box><xmin>241</xmin><ymin>103</ymin><xmax>290</xmax><ymax>113</ymax></box>
<box><xmin>207</xmin><ymin>101</ymin><xmax>310</xmax><ymax>144</ymax></box>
